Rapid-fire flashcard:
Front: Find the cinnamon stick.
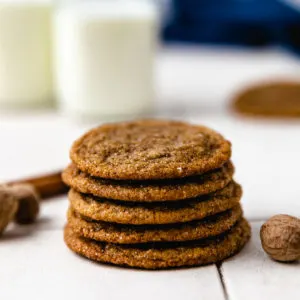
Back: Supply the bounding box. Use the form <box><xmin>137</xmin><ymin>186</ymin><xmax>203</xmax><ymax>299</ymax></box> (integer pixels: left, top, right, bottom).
<box><xmin>8</xmin><ymin>171</ymin><xmax>68</xmax><ymax>199</ymax></box>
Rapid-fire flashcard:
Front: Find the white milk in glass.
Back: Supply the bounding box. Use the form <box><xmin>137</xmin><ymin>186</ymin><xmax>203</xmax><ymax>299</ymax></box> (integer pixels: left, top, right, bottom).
<box><xmin>53</xmin><ymin>0</ymin><xmax>157</xmax><ymax>120</ymax></box>
<box><xmin>0</xmin><ymin>0</ymin><xmax>52</xmax><ymax>107</ymax></box>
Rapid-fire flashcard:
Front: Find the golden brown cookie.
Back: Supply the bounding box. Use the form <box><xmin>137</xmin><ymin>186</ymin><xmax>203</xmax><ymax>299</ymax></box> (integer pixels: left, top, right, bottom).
<box><xmin>232</xmin><ymin>81</ymin><xmax>300</xmax><ymax>118</ymax></box>
<box><xmin>70</xmin><ymin>120</ymin><xmax>231</xmax><ymax>180</ymax></box>
<box><xmin>67</xmin><ymin>205</ymin><xmax>242</xmax><ymax>244</ymax></box>
<box><xmin>62</xmin><ymin>161</ymin><xmax>234</xmax><ymax>202</ymax></box>
<box><xmin>64</xmin><ymin>218</ymin><xmax>251</xmax><ymax>269</ymax></box>
<box><xmin>69</xmin><ymin>181</ymin><xmax>242</xmax><ymax>225</ymax></box>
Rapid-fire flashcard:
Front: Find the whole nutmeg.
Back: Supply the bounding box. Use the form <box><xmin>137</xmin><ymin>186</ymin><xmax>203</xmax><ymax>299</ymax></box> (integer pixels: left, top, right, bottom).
<box><xmin>260</xmin><ymin>214</ymin><xmax>300</xmax><ymax>262</ymax></box>
<box><xmin>9</xmin><ymin>184</ymin><xmax>40</xmax><ymax>225</ymax></box>
<box><xmin>0</xmin><ymin>187</ymin><xmax>18</xmax><ymax>235</ymax></box>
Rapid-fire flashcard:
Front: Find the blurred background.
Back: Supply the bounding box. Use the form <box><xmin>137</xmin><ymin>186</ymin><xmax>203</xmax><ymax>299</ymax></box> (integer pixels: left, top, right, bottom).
<box><xmin>1</xmin><ymin>0</ymin><xmax>300</xmax><ymax>116</ymax></box>
<box><xmin>0</xmin><ymin>0</ymin><xmax>300</xmax><ymax>220</ymax></box>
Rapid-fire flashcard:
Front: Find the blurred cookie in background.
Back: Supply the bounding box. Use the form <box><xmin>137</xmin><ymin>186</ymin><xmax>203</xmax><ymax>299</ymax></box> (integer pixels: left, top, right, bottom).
<box><xmin>232</xmin><ymin>81</ymin><xmax>300</xmax><ymax>118</ymax></box>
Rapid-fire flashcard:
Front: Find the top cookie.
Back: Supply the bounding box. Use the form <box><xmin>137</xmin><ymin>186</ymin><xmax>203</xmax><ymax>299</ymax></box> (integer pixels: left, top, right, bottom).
<box><xmin>70</xmin><ymin>120</ymin><xmax>231</xmax><ymax>180</ymax></box>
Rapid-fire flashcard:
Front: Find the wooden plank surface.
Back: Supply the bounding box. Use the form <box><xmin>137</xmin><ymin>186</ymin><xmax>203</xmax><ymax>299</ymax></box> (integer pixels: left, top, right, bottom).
<box><xmin>0</xmin><ymin>228</ymin><xmax>225</xmax><ymax>300</ymax></box>
<box><xmin>222</xmin><ymin>221</ymin><xmax>300</xmax><ymax>300</ymax></box>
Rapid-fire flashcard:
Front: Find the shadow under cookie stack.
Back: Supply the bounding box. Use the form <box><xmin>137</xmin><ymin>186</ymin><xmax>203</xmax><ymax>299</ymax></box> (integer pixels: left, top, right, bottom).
<box><xmin>63</xmin><ymin>120</ymin><xmax>251</xmax><ymax>269</ymax></box>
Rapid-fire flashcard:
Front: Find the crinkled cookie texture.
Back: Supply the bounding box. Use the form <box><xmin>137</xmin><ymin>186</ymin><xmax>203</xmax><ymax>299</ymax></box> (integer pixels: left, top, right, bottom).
<box><xmin>69</xmin><ymin>181</ymin><xmax>242</xmax><ymax>225</ymax></box>
<box><xmin>70</xmin><ymin>120</ymin><xmax>231</xmax><ymax>180</ymax></box>
<box><xmin>64</xmin><ymin>218</ymin><xmax>251</xmax><ymax>269</ymax></box>
<box><xmin>62</xmin><ymin>161</ymin><xmax>234</xmax><ymax>202</ymax></box>
<box><xmin>67</xmin><ymin>205</ymin><xmax>242</xmax><ymax>244</ymax></box>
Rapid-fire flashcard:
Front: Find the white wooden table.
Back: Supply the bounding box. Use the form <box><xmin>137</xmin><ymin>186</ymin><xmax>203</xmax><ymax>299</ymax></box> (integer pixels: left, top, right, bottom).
<box><xmin>0</xmin><ymin>47</ymin><xmax>299</xmax><ymax>300</ymax></box>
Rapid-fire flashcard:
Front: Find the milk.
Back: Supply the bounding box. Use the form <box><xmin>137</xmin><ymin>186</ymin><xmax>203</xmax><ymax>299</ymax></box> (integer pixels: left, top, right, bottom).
<box><xmin>0</xmin><ymin>0</ymin><xmax>52</xmax><ymax>107</ymax></box>
<box><xmin>53</xmin><ymin>0</ymin><xmax>157</xmax><ymax>119</ymax></box>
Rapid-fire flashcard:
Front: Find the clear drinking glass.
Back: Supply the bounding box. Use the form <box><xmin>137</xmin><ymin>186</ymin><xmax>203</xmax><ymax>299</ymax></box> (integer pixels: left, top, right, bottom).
<box><xmin>53</xmin><ymin>0</ymin><xmax>158</xmax><ymax>121</ymax></box>
<box><xmin>0</xmin><ymin>0</ymin><xmax>52</xmax><ymax>108</ymax></box>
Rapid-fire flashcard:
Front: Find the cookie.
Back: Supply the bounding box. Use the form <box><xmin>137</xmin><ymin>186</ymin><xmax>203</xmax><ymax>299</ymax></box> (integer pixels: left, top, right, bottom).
<box><xmin>64</xmin><ymin>218</ymin><xmax>250</xmax><ymax>269</ymax></box>
<box><xmin>62</xmin><ymin>161</ymin><xmax>234</xmax><ymax>202</ymax></box>
<box><xmin>232</xmin><ymin>81</ymin><xmax>300</xmax><ymax>118</ymax></box>
<box><xmin>67</xmin><ymin>204</ymin><xmax>242</xmax><ymax>244</ymax></box>
<box><xmin>70</xmin><ymin>120</ymin><xmax>231</xmax><ymax>180</ymax></box>
<box><xmin>69</xmin><ymin>181</ymin><xmax>242</xmax><ymax>225</ymax></box>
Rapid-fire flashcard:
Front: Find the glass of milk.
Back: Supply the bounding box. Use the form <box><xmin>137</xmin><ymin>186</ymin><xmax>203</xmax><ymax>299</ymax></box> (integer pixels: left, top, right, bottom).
<box><xmin>0</xmin><ymin>0</ymin><xmax>52</xmax><ymax>108</ymax></box>
<box><xmin>53</xmin><ymin>0</ymin><xmax>158</xmax><ymax>120</ymax></box>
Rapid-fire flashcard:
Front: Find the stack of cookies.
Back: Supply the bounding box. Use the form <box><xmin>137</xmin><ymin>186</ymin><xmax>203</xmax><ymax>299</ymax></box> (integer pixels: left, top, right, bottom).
<box><xmin>63</xmin><ymin>120</ymin><xmax>250</xmax><ymax>269</ymax></box>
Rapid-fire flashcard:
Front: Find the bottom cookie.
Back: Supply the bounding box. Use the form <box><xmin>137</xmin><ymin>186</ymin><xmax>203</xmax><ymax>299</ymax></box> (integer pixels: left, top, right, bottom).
<box><xmin>64</xmin><ymin>218</ymin><xmax>251</xmax><ymax>269</ymax></box>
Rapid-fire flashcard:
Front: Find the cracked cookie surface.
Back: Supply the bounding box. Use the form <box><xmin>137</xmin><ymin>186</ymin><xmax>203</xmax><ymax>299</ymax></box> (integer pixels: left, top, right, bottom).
<box><xmin>70</xmin><ymin>120</ymin><xmax>231</xmax><ymax>180</ymax></box>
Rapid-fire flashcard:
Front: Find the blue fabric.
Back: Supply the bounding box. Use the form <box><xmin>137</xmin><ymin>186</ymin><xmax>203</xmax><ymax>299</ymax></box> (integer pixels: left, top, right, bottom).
<box><xmin>162</xmin><ymin>0</ymin><xmax>300</xmax><ymax>53</ymax></box>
